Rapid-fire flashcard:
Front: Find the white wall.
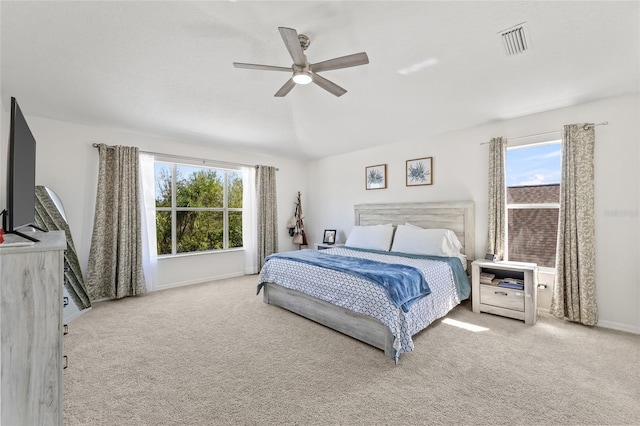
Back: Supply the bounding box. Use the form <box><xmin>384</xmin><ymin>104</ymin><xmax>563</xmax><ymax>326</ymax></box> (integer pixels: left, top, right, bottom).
<box><xmin>306</xmin><ymin>93</ymin><xmax>640</xmax><ymax>334</ymax></box>
<box><xmin>3</xmin><ymin>94</ymin><xmax>638</xmax><ymax>333</ymax></box>
<box><xmin>23</xmin><ymin>116</ymin><xmax>307</xmax><ymax>289</ymax></box>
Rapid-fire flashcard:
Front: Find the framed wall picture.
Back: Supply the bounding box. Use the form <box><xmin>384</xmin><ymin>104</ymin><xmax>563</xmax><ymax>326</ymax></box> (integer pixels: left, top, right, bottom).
<box><xmin>365</xmin><ymin>164</ymin><xmax>387</xmax><ymax>190</ymax></box>
<box><xmin>323</xmin><ymin>229</ymin><xmax>337</xmax><ymax>244</ymax></box>
<box><xmin>406</xmin><ymin>157</ymin><xmax>433</xmax><ymax>186</ymax></box>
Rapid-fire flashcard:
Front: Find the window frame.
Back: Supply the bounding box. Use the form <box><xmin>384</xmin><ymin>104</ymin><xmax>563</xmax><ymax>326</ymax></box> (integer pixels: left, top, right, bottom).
<box><xmin>154</xmin><ymin>157</ymin><xmax>244</xmax><ymax>258</ymax></box>
<box><xmin>504</xmin><ymin>140</ymin><xmax>561</xmax><ymax>271</ymax></box>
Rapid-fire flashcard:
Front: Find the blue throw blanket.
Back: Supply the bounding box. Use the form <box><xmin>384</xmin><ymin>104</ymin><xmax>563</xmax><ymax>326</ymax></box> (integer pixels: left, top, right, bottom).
<box><xmin>334</xmin><ymin>246</ymin><xmax>470</xmax><ymax>300</ymax></box>
<box><xmin>263</xmin><ymin>249</ymin><xmax>431</xmax><ymax>312</ymax></box>
<box><xmin>343</xmin><ymin>247</ymin><xmax>470</xmax><ymax>300</ymax></box>
<box><xmin>336</xmin><ymin>246</ymin><xmax>470</xmax><ymax>300</ymax></box>
<box><xmin>385</xmin><ymin>250</ymin><xmax>469</xmax><ymax>300</ymax></box>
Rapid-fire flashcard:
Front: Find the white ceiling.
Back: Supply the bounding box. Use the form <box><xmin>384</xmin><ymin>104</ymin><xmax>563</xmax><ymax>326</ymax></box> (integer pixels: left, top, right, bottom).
<box><xmin>1</xmin><ymin>1</ymin><xmax>638</xmax><ymax>160</ymax></box>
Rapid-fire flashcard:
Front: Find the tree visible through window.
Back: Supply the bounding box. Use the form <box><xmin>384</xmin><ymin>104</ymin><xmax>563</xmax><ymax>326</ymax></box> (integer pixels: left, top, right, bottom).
<box><xmin>155</xmin><ymin>162</ymin><xmax>243</xmax><ymax>256</ymax></box>
<box><xmin>505</xmin><ymin>142</ymin><xmax>561</xmax><ymax>268</ymax></box>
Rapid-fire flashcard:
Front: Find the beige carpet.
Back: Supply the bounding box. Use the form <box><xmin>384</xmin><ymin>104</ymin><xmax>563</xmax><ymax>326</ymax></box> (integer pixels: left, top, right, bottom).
<box><xmin>63</xmin><ymin>275</ymin><xmax>640</xmax><ymax>425</ymax></box>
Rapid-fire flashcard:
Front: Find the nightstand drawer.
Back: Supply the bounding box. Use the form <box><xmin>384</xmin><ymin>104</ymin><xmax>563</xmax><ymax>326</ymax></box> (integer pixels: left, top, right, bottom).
<box><xmin>480</xmin><ymin>285</ymin><xmax>525</xmax><ymax>312</ymax></box>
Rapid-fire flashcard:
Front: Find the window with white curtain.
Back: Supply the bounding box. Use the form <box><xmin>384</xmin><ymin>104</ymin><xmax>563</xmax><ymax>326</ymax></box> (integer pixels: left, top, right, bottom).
<box><xmin>154</xmin><ymin>160</ymin><xmax>243</xmax><ymax>256</ymax></box>
<box><xmin>505</xmin><ymin>141</ymin><xmax>561</xmax><ymax>268</ymax></box>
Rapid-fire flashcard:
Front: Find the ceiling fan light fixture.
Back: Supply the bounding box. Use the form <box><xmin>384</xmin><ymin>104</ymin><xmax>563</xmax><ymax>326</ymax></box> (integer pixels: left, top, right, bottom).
<box><xmin>292</xmin><ymin>71</ymin><xmax>313</xmax><ymax>85</ymax></box>
<box><xmin>233</xmin><ymin>27</ymin><xmax>369</xmax><ymax>97</ymax></box>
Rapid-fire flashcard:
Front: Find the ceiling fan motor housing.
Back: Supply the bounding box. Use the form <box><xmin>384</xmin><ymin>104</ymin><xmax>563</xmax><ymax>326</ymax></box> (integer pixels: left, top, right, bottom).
<box><xmin>298</xmin><ymin>34</ymin><xmax>310</xmax><ymax>50</ymax></box>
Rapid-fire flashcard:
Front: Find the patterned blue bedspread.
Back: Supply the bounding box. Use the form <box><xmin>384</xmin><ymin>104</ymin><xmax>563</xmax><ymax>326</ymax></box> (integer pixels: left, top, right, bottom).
<box><xmin>262</xmin><ymin>249</ymin><xmax>431</xmax><ymax>312</ymax></box>
<box><xmin>257</xmin><ymin>247</ymin><xmax>470</xmax><ymax>359</ymax></box>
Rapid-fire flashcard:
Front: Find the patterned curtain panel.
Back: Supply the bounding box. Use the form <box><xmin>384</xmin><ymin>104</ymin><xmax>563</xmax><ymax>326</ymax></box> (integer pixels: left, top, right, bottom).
<box><xmin>35</xmin><ymin>186</ymin><xmax>92</xmax><ymax>310</ymax></box>
<box><xmin>550</xmin><ymin>124</ymin><xmax>598</xmax><ymax>325</ymax></box>
<box><xmin>86</xmin><ymin>144</ymin><xmax>146</xmax><ymax>300</ymax></box>
<box><xmin>487</xmin><ymin>137</ymin><xmax>507</xmax><ymax>260</ymax></box>
<box><xmin>256</xmin><ymin>165</ymin><xmax>278</xmax><ymax>270</ymax></box>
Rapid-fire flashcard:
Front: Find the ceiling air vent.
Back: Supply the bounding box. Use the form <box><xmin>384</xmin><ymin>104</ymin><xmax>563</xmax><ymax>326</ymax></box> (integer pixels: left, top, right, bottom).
<box><xmin>499</xmin><ymin>22</ymin><xmax>530</xmax><ymax>56</ymax></box>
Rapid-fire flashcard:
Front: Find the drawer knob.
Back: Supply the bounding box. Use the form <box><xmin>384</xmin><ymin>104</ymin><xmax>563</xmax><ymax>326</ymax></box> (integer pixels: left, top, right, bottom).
<box><xmin>495</xmin><ymin>291</ymin><xmax>509</xmax><ymax>296</ymax></box>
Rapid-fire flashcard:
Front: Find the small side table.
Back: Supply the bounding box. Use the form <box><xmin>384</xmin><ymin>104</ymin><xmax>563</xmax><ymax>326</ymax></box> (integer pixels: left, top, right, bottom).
<box><xmin>314</xmin><ymin>243</ymin><xmax>345</xmax><ymax>251</ymax></box>
<box><xmin>471</xmin><ymin>260</ymin><xmax>538</xmax><ymax>325</ymax></box>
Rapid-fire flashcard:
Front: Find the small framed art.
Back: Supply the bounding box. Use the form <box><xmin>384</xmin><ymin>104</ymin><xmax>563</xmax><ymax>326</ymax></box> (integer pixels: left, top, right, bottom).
<box><xmin>323</xmin><ymin>229</ymin><xmax>337</xmax><ymax>244</ymax></box>
<box><xmin>406</xmin><ymin>157</ymin><xmax>433</xmax><ymax>186</ymax></box>
<box><xmin>365</xmin><ymin>164</ymin><xmax>387</xmax><ymax>190</ymax></box>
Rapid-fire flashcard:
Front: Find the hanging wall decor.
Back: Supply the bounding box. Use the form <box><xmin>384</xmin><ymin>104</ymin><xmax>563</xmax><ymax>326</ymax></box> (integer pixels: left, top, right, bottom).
<box><xmin>365</xmin><ymin>164</ymin><xmax>387</xmax><ymax>190</ymax></box>
<box><xmin>406</xmin><ymin>157</ymin><xmax>433</xmax><ymax>186</ymax></box>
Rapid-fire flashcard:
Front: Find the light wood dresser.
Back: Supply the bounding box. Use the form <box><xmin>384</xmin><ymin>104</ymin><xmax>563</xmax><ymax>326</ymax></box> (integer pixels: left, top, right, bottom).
<box><xmin>1</xmin><ymin>230</ymin><xmax>66</xmax><ymax>425</ymax></box>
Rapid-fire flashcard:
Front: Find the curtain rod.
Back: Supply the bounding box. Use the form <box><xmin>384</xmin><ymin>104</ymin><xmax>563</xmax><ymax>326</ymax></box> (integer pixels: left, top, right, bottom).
<box><xmin>91</xmin><ymin>143</ymin><xmax>278</xmax><ymax>170</ymax></box>
<box><xmin>480</xmin><ymin>121</ymin><xmax>609</xmax><ymax>145</ymax></box>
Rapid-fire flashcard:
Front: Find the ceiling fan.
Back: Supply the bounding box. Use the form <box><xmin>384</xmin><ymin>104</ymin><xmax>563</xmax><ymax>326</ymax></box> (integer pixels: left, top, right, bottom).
<box><xmin>233</xmin><ymin>27</ymin><xmax>369</xmax><ymax>97</ymax></box>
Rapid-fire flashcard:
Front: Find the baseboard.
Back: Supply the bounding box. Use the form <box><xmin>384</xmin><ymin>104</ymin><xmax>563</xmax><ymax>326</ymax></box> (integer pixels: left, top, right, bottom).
<box><xmin>536</xmin><ymin>309</ymin><xmax>639</xmax><ymax>335</ymax></box>
<box><xmin>64</xmin><ymin>306</ymin><xmax>92</xmax><ymax>323</ymax></box>
<box><xmin>153</xmin><ymin>272</ymin><xmax>247</xmax><ymax>291</ymax></box>
<box><xmin>93</xmin><ymin>273</ymin><xmax>251</xmax><ymax>300</ymax></box>
<box><xmin>596</xmin><ymin>319</ymin><xmax>640</xmax><ymax>335</ymax></box>
<box><xmin>537</xmin><ymin>307</ymin><xmax>551</xmax><ymax>316</ymax></box>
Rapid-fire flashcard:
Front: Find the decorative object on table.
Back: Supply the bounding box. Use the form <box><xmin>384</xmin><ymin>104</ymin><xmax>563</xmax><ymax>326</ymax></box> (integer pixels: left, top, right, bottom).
<box><xmin>497</xmin><ymin>278</ymin><xmax>525</xmax><ymax>290</ymax></box>
<box><xmin>479</xmin><ymin>272</ymin><xmax>495</xmax><ymax>285</ymax></box>
<box><xmin>406</xmin><ymin>157</ymin><xmax>433</xmax><ymax>186</ymax></box>
<box><xmin>365</xmin><ymin>164</ymin><xmax>387</xmax><ymax>190</ymax></box>
<box><xmin>484</xmin><ymin>253</ymin><xmax>497</xmax><ymax>261</ymax></box>
<box><xmin>322</xmin><ymin>229</ymin><xmax>337</xmax><ymax>245</ymax></box>
<box><xmin>292</xmin><ymin>191</ymin><xmax>308</xmax><ymax>247</ymax></box>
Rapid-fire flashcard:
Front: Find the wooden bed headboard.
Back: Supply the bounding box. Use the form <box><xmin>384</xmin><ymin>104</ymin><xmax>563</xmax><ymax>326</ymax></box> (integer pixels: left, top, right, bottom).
<box><xmin>354</xmin><ymin>201</ymin><xmax>476</xmax><ymax>259</ymax></box>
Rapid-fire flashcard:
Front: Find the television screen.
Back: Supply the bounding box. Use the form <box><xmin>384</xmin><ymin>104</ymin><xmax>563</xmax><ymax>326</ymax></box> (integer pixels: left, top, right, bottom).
<box><xmin>6</xmin><ymin>97</ymin><xmax>37</xmax><ymax>232</ymax></box>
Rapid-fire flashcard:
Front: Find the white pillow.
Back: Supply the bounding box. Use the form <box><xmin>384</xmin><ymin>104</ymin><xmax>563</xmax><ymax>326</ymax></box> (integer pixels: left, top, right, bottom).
<box><xmin>405</xmin><ymin>223</ymin><xmax>463</xmax><ymax>251</ymax></box>
<box><xmin>391</xmin><ymin>224</ymin><xmax>462</xmax><ymax>257</ymax></box>
<box><xmin>345</xmin><ymin>224</ymin><xmax>394</xmax><ymax>251</ymax></box>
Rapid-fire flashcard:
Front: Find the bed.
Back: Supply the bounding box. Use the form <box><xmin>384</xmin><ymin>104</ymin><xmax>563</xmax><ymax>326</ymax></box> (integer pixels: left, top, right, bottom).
<box><xmin>257</xmin><ymin>201</ymin><xmax>475</xmax><ymax>362</ymax></box>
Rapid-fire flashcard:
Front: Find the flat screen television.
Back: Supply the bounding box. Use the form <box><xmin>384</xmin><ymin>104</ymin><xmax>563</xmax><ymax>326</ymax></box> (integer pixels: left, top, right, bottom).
<box><xmin>2</xmin><ymin>97</ymin><xmax>42</xmax><ymax>242</ymax></box>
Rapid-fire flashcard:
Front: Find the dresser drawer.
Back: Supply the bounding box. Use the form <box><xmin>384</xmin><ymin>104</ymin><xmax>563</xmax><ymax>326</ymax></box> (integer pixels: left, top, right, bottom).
<box><xmin>480</xmin><ymin>285</ymin><xmax>525</xmax><ymax>312</ymax></box>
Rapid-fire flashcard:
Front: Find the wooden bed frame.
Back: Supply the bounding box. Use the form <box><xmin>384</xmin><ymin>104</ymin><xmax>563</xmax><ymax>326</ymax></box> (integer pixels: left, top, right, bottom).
<box><xmin>261</xmin><ymin>201</ymin><xmax>475</xmax><ymax>361</ymax></box>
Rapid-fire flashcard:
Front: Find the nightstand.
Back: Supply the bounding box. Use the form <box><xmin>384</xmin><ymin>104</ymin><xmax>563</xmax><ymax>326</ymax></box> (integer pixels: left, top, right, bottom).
<box><xmin>314</xmin><ymin>243</ymin><xmax>344</xmax><ymax>250</ymax></box>
<box><xmin>471</xmin><ymin>260</ymin><xmax>538</xmax><ymax>325</ymax></box>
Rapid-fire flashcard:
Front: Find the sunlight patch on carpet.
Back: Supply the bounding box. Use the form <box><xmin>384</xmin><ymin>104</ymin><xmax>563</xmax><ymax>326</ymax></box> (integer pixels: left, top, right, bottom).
<box><xmin>442</xmin><ymin>318</ymin><xmax>490</xmax><ymax>332</ymax></box>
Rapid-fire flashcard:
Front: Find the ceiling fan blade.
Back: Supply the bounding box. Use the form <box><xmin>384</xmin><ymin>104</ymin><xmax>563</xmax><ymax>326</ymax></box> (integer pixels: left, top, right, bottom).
<box><xmin>233</xmin><ymin>62</ymin><xmax>292</xmax><ymax>72</ymax></box>
<box><xmin>311</xmin><ymin>52</ymin><xmax>369</xmax><ymax>73</ymax></box>
<box><xmin>312</xmin><ymin>73</ymin><xmax>347</xmax><ymax>97</ymax></box>
<box><xmin>274</xmin><ymin>78</ymin><xmax>296</xmax><ymax>97</ymax></box>
<box><xmin>278</xmin><ymin>27</ymin><xmax>306</xmax><ymax>66</ymax></box>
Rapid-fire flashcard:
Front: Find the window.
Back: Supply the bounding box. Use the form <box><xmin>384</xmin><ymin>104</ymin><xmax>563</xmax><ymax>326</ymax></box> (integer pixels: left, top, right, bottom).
<box><xmin>505</xmin><ymin>141</ymin><xmax>561</xmax><ymax>268</ymax></box>
<box><xmin>154</xmin><ymin>161</ymin><xmax>243</xmax><ymax>256</ymax></box>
